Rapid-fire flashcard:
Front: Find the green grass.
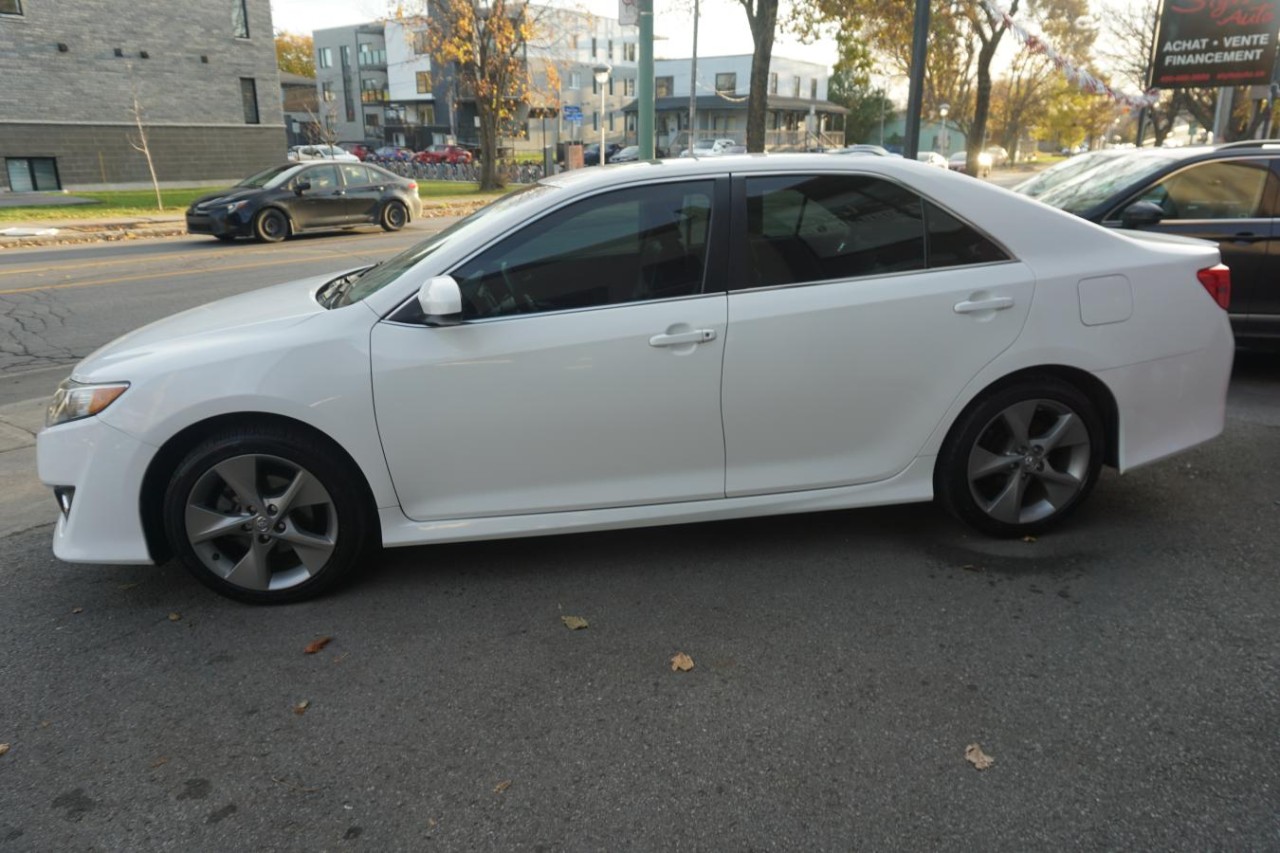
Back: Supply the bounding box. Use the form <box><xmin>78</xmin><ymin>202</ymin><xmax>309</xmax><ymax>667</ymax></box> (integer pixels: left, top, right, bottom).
<box><xmin>0</xmin><ymin>182</ymin><xmax>509</xmax><ymax>223</ymax></box>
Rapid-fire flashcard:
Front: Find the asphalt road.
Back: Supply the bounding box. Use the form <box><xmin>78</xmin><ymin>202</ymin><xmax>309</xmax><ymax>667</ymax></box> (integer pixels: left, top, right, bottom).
<box><xmin>0</xmin><ymin>221</ymin><xmax>1278</xmax><ymax>851</ymax></box>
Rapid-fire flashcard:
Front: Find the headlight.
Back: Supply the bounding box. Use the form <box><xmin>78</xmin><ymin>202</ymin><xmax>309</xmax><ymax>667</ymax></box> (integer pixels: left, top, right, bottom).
<box><xmin>978</xmin><ymin>153</ymin><xmax>994</xmax><ymax>167</ymax></box>
<box><xmin>45</xmin><ymin>379</ymin><xmax>130</xmax><ymax>428</ymax></box>
<box><xmin>226</xmin><ymin>200</ymin><xmax>250</xmax><ymax>213</ymax></box>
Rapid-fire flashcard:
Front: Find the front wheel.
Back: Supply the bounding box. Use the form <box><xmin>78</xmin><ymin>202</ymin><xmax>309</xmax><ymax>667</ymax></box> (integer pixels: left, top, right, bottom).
<box><xmin>380</xmin><ymin>200</ymin><xmax>408</xmax><ymax>232</ymax></box>
<box><xmin>162</xmin><ymin>425</ymin><xmax>376</xmax><ymax>603</ymax></box>
<box><xmin>253</xmin><ymin>208</ymin><xmax>289</xmax><ymax>243</ymax></box>
<box><xmin>935</xmin><ymin>377</ymin><xmax>1104</xmax><ymax>537</ymax></box>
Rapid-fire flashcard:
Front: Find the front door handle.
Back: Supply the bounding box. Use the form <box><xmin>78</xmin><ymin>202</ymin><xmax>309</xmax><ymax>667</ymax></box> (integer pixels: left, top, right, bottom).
<box><xmin>649</xmin><ymin>329</ymin><xmax>717</xmax><ymax>347</ymax></box>
<box><xmin>954</xmin><ymin>296</ymin><xmax>1014</xmax><ymax>314</ymax></box>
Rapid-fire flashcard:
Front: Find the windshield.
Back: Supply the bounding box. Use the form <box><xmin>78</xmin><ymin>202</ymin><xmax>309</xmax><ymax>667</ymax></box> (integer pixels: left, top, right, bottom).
<box><xmin>1036</xmin><ymin>150</ymin><xmax>1185</xmax><ymax>215</ymax></box>
<box><xmin>338</xmin><ymin>184</ymin><xmax>559</xmax><ymax>306</ymax></box>
<box><xmin>237</xmin><ymin>163</ymin><xmax>303</xmax><ymax>188</ymax></box>
<box><xmin>1013</xmin><ymin>151</ymin><xmax>1125</xmax><ymax>198</ymax></box>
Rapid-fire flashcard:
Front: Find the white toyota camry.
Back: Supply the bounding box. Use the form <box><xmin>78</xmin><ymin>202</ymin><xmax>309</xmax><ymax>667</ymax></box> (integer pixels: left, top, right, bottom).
<box><xmin>38</xmin><ymin>155</ymin><xmax>1234</xmax><ymax>603</ymax></box>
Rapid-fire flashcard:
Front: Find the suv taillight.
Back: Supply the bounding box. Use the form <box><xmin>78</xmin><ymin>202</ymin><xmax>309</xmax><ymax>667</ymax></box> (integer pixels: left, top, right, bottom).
<box><xmin>1196</xmin><ymin>264</ymin><xmax>1230</xmax><ymax>310</ymax></box>
<box><xmin>407</xmin><ymin>181</ymin><xmax>417</xmax><ymax>191</ymax></box>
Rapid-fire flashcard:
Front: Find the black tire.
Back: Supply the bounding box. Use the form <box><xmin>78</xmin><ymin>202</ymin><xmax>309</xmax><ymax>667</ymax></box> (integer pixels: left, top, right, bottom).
<box><xmin>162</xmin><ymin>424</ymin><xmax>376</xmax><ymax>604</ymax></box>
<box><xmin>935</xmin><ymin>376</ymin><xmax>1104</xmax><ymax>537</ymax></box>
<box><xmin>253</xmin><ymin>208</ymin><xmax>289</xmax><ymax>243</ymax></box>
<box><xmin>380</xmin><ymin>200</ymin><xmax>408</xmax><ymax>232</ymax></box>
<box><xmin>214</xmin><ymin>234</ymin><xmax>237</xmax><ymax>243</ymax></box>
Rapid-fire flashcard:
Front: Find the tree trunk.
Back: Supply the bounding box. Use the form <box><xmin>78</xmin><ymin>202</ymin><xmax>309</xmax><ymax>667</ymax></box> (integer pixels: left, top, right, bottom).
<box><xmin>968</xmin><ymin>1</ymin><xmax>1015</xmax><ymax>174</ymax></box>
<box><xmin>743</xmin><ymin>0</ymin><xmax>778</xmax><ymax>152</ymax></box>
<box><xmin>478</xmin><ymin>106</ymin><xmax>504</xmax><ymax>190</ymax></box>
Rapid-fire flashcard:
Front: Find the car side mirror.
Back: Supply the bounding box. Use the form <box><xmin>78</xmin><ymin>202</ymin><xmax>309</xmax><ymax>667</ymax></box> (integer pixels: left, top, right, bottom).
<box><xmin>294</xmin><ymin>180</ymin><xmax>312</xmax><ymax>195</ymax></box>
<box><xmin>1121</xmin><ymin>200</ymin><xmax>1164</xmax><ymax>229</ymax></box>
<box><xmin>417</xmin><ymin>275</ymin><xmax>463</xmax><ymax>326</ymax></box>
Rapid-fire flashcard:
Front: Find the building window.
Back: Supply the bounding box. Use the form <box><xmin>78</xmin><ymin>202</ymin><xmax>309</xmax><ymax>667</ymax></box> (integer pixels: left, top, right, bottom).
<box><xmin>240</xmin><ymin>78</ymin><xmax>259</xmax><ymax>123</ymax></box>
<box><xmin>317</xmin><ymin>47</ymin><xmax>332</xmax><ymax>69</ymax></box>
<box><xmin>656</xmin><ymin>76</ymin><xmax>673</xmax><ymax>97</ymax></box>
<box><xmin>592</xmin><ymin>77</ymin><xmax>598</xmax><ymax>95</ymax></box>
<box><xmin>366</xmin><ymin>112</ymin><xmax>380</xmax><ymax>129</ymax></box>
<box><xmin>607</xmin><ymin>40</ymin><xmax>613</xmax><ymax>61</ymax></box>
<box><xmin>340</xmin><ymin>45</ymin><xmax>351</xmax><ymax>66</ymax></box>
<box><xmin>413</xmin><ymin>30</ymin><xmax>430</xmax><ymax>54</ymax></box>
<box><xmin>0</xmin><ymin>0</ymin><xmax>23</xmax><ymax>15</ymax></box>
<box><xmin>416</xmin><ymin>71</ymin><xmax>431</xmax><ymax>94</ymax></box>
<box><xmin>608</xmin><ymin>111</ymin><xmax>614</xmax><ymax>131</ymax></box>
<box><xmin>232</xmin><ymin>0</ymin><xmax>249</xmax><ymax>38</ymax></box>
<box><xmin>624</xmin><ymin>78</ymin><xmax>635</xmax><ymax>96</ymax></box>
<box><xmin>420</xmin><ymin>104</ymin><xmax>436</xmax><ymax>125</ymax></box>
<box><xmin>624</xmin><ymin>43</ymin><xmax>636</xmax><ymax>62</ymax></box>
<box><xmin>769</xmin><ymin>73</ymin><xmax>778</xmax><ymax>94</ymax></box>
<box><xmin>571</xmin><ymin>34</ymin><xmax>579</xmax><ymax>50</ymax></box>
<box><xmin>321</xmin><ymin>81</ymin><xmax>335</xmax><ymax>102</ymax></box>
<box><xmin>570</xmin><ymin>71</ymin><xmax>581</xmax><ymax>89</ymax></box>
<box><xmin>810</xmin><ymin>78</ymin><xmax>817</xmax><ymax>99</ymax></box>
<box><xmin>591</xmin><ymin>37</ymin><xmax>597</xmax><ymax>58</ymax></box>
<box><xmin>715</xmin><ymin>73</ymin><xmax>736</xmax><ymax>94</ymax></box>
<box><xmin>593</xmin><ymin>111</ymin><xmax>598</xmax><ymax>131</ymax></box>
<box><xmin>608</xmin><ymin>76</ymin><xmax>614</xmax><ymax>95</ymax></box>
<box><xmin>5</xmin><ymin>157</ymin><xmax>60</xmax><ymax>191</ymax></box>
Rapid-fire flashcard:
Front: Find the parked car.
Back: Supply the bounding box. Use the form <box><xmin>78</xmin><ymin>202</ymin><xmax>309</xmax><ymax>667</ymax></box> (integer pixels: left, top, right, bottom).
<box><xmin>287</xmin><ymin>145</ymin><xmax>359</xmax><ymax>162</ymax></box>
<box><xmin>916</xmin><ymin>151</ymin><xmax>948</xmax><ymax>168</ymax></box>
<box><xmin>1029</xmin><ymin>140</ymin><xmax>1280</xmax><ymax>346</ymax></box>
<box><xmin>984</xmin><ymin>146</ymin><xmax>1010</xmax><ymax>167</ymax></box>
<box><xmin>833</xmin><ymin>144</ymin><xmax>897</xmax><ymax>157</ymax></box>
<box><xmin>948</xmin><ymin>150</ymin><xmax>993</xmax><ymax>177</ymax></box>
<box><xmin>371</xmin><ymin>146</ymin><xmax>414</xmax><ymax>162</ymax></box>
<box><xmin>185</xmin><ymin>161</ymin><xmax>422</xmax><ymax>243</ymax></box>
<box><xmin>338</xmin><ymin>142</ymin><xmax>376</xmax><ymax>161</ymax></box>
<box><xmin>57</xmin><ymin>154</ymin><xmax>1232</xmax><ymax>602</ymax></box>
<box><xmin>1011</xmin><ymin>149</ymin><xmax>1127</xmax><ymax>198</ymax></box>
<box><xmin>415</xmin><ymin>144</ymin><xmax>474</xmax><ymax>165</ymax></box>
<box><xmin>582</xmin><ymin>142</ymin><xmax>625</xmax><ymax>165</ymax></box>
<box><xmin>679</xmin><ymin>138</ymin><xmax>737</xmax><ymax>157</ymax></box>
<box><xmin>609</xmin><ymin>145</ymin><xmax>642</xmax><ymax>163</ymax></box>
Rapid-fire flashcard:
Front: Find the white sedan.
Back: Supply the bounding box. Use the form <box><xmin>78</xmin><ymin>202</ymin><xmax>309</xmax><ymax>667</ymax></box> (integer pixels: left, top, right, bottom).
<box><xmin>286</xmin><ymin>144</ymin><xmax>359</xmax><ymax>162</ymax></box>
<box><xmin>38</xmin><ymin>156</ymin><xmax>1234</xmax><ymax>602</ymax></box>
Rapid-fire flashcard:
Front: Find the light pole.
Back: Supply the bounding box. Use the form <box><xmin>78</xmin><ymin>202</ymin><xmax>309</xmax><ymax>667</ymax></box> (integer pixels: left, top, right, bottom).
<box><xmin>939</xmin><ymin>102</ymin><xmax>950</xmax><ymax>158</ymax></box>
<box><xmin>594</xmin><ymin>62</ymin><xmax>612</xmax><ymax>166</ymax></box>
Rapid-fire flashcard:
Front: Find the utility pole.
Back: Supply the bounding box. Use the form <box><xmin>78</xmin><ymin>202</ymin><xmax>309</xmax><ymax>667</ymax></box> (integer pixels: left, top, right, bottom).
<box><xmin>638</xmin><ymin>0</ymin><xmax>654</xmax><ymax>158</ymax></box>
<box><xmin>688</xmin><ymin>0</ymin><xmax>699</xmax><ymax>156</ymax></box>
<box><xmin>903</xmin><ymin>0</ymin><xmax>930</xmax><ymax>158</ymax></box>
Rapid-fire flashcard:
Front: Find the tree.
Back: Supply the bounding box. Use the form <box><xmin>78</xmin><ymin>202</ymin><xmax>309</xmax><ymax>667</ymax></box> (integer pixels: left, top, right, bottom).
<box><xmin>737</xmin><ymin>0</ymin><xmax>781</xmax><ymax>152</ymax></box>
<box><xmin>275</xmin><ymin>32</ymin><xmax>315</xmax><ymax>78</ymax></box>
<box><xmin>828</xmin><ymin>64</ymin><xmax>895</xmax><ymax>144</ymax></box>
<box><xmin>125</xmin><ymin>64</ymin><xmax>163</xmax><ymax>210</ymax></box>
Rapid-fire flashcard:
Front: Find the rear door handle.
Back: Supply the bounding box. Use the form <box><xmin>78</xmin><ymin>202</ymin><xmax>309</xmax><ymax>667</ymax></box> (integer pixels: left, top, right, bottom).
<box><xmin>954</xmin><ymin>296</ymin><xmax>1014</xmax><ymax>314</ymax></box>
<box><xmin>649</xmin><ymin>329</ymin><xmax>716</xmax><ymax>347</ymax></box>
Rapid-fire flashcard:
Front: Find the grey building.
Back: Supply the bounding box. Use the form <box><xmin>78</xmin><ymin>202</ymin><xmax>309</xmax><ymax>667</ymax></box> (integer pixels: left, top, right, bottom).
<box><xmin>0</xmin><ymin>0</ymin><xmax>285</xmax><ymax>191</ymax></box>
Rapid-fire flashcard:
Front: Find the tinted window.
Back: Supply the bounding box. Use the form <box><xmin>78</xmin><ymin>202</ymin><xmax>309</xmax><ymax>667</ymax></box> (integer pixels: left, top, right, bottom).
<box><xmin>340</xmin><ymin>164</ymin><xmax>370</xmax><ymax>186</ymax></box>
<box><xmin>452</xmin><ymin>181</ymin><xmax>715</xmax><ymax>320</ymax></box>
<box><xmin>925</xmin><ymin>202</ymin><xmax>1009</xmax><ymax>267</ymax></box>
<box><xmin>742</xmin><ymin>174</ymin><xmax>925</xmax><ymax>288</ymax></box>
<box><xmin>1126</xmin><ymin>159</ymin><xmax>1273</xmax><ymax>220</ymax></box>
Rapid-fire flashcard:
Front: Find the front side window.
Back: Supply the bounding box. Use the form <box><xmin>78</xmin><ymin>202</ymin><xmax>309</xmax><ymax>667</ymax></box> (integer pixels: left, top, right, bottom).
<box><xmin>1</xmin><ymin>0</ymin><xmax>24</xmax><ymax>15</ymax></box>
<box><xmin>452</xmin><ymin>180</ymin><xmax>716</xmax><ymax>320</ymax></box>
<box><xmin>1126</xmin><ymin>158</ymin><xmax>1274</xmax><ymax>221</ymax></box>
<box><xmin>716</xmin><ymin>73</ymin><xmax>736</xmax><ymax>94</ymax></box>
<box><xmin>301</xmin><ymin>164</ymin><xmax>340</xmax><ymax>190</ymax></box>
<box><xmin>240</xmin><ymin>78</ymin><xmax>259</xmax><ymax>124</ymax></box>
<box><xmin>232</xmin><ymin>0</ymin><xmax>249</xmax><ymax>38</ymax></box>
<box><xmin>339</xmin><ymin>164</ymin><xmax>370</xmax><ymax>186</ymax></box>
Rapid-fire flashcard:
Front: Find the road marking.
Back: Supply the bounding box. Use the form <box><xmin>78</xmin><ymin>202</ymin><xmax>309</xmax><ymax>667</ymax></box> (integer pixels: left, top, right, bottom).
<box><xmin>0</xmin><ymin>254</ymin><xmax>360</xmax><ymax>295</ymax></box>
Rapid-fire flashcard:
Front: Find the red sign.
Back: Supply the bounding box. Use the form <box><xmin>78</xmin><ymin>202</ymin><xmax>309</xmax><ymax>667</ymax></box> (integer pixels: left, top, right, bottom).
<box><xmin>1150</xmin><ymin>0</ymin><xmax>1280</xmax><ymax>88</ymax></box>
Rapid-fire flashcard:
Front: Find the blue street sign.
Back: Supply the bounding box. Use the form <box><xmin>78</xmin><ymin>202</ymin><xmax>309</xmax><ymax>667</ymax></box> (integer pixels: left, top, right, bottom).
<box><xmin>563</xmin><ymin>105</ymin><xmax>583</xmax><ymax>123</ymax></box>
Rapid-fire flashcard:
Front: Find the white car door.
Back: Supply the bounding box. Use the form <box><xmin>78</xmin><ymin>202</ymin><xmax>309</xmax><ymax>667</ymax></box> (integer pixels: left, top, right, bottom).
<box><xmin>372</xmin><ymin>178</ymin><xmax>729</xmax><ymax>521</ymax></box>
<box><xmin>722</xmin><ymin>172</ymin><xmax>1034</xmax><ymax>496</ymax></box>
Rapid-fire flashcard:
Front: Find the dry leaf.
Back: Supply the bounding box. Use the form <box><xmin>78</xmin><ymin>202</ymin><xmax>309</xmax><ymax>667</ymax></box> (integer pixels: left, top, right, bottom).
<box><xmin>304</xmin><ymin>636</ymin><xmax>332</xmax><ymax>654</ymax></box>
<box><xmin>493</xmin><ymin>779</ymin><xmax>512</xmax><ymax>794</ymax></box>
<box><xmin>0</xmin><ymin>744</ymin><xmax>10</xmax><ymax>757</ymax></box>
<box><xmin>960</xmin><ymin>564</ymin><xmax>981</xmax><ymax>573</ymax></box>
<box><xmin>560</xmin><ymin>615</ymin><xmax>589</xmax><ymax>630</ymax></box>
<box><xmin>670</xmin><ymin>652</ymin><xmax>695</xmax><ymax>672</ymax></box>
<box><xmin>1022</xmin><ymin>535</ymin><xmax>1037</xmax><ymax>543</ymax></box>
<box><xmin>965</xmin><ymin>743</ymin><xmax>995</xmax><ymax>770</ymax></box>
<box><xmin>72</xmin><ymin>607</ymin><xmax>84</xmax><ymax>614</ymax></box>
<box><xmin>118</xmin><ymin>582</ymin><xmax>139</xmax><ymax>590</ymax></box>
<box><xmin>293</xmin><ymin>700</ymin><xmax>310</xmax><ymax>716</ymax></box>
<box><xmin>150</xmin><ymin>756</ymin><xmax>170</xmax><ymax>768</ymax></box>
<box><xmin>168</xmin><ymin>612</ymin><xmax>181</xmax><ymax>622</ymax></box>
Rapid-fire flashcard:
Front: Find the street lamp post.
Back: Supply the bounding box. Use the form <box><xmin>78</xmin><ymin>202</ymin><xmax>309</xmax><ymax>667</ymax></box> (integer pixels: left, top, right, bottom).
<box><xmin>594</xmin><ymin>63</ymin><xmax>612</xmax><ymax>166</ymax></box>
<box><xmin>939</xmin><ymin>102</ymin><xmax>950</xmax><ymax>158</ymax></box>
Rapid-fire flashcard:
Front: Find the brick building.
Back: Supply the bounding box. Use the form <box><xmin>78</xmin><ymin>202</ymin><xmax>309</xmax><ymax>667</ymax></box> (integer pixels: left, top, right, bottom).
<box><xmin>0</xmin><ymin>0</ymin><xmax>285</xmax><ymax>191</ymax></box>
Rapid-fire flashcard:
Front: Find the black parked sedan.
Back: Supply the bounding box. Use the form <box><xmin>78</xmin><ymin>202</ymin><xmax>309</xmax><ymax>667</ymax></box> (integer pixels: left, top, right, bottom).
<box><xmin>1029</xmin><ymin>140</ymin><xmax>1280</xmax><ymax>346</ymax></box>
<box><xmin>186</xmin><ymin>162</ymin><xmax>423</xmax><ymax>243</ymax></box>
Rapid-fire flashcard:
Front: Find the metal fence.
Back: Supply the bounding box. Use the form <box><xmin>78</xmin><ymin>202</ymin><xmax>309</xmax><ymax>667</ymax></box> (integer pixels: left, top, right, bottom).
<box><xmin>368</xmin><ymin>159</ymin><xmax>547</xmax><ymax>184</ymax></box>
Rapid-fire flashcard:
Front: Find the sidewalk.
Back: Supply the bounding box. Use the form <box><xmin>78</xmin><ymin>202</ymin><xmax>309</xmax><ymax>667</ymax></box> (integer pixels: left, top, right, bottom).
<box><xmin>0</xmin><ymin>396</ymin><xmax>52</xmax><ymax>539</ymax></box>
<box><xmin>0</xmin><ymin>196</ymin><xmax>490</xmax><ymax>250</ymax></box>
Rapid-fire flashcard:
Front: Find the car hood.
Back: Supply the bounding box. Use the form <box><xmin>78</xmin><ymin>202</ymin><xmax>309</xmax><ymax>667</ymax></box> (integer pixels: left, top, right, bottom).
<box><xmin>72</xmin><ymin>272</ymin><xmax>346</xmax><ymax>382</ymax></box>
<box><xmin>189</xmin><ymin>187</ymin><xmax>265</xmax><ymax>211</ymax></box>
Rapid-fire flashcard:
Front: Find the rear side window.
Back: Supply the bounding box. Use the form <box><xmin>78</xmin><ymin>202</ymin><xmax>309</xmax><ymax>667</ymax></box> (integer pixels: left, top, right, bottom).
<box><xmin>340</xmin><ymin>164</ymin><xmax>370</xmax><ymax>186</ymax></box>
<box><xmin>924</xmin><ymin>201</ymin><xmax>1009</xmax><ymax>267</ymax></box>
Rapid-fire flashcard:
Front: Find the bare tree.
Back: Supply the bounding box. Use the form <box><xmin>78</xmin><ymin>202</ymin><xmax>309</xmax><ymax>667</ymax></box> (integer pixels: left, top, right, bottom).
<box><xmin>125</xmin><ymin>64</ymin><xmax>163</xmax><ymax>211</ymax></box>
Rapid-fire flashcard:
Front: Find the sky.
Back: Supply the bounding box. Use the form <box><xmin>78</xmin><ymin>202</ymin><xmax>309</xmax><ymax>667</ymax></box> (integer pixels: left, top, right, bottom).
<box><xmin>270</xmin><ymin>0</ymin><xmax>840</xmax><ymax>66</ymax></box>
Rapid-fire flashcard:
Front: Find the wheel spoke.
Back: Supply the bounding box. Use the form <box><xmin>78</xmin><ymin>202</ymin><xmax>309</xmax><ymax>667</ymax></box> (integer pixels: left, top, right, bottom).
<box><xmin>269</xmin><ymin>469</ymin><xmax>330</xmax><ymax>514</ymax></box>
<box><xmin>213</xmin><ymin>457</ymin><xmax>262</xmax><ymax>508</ymax></box>
<box><xmin>1033</xmin><ymin>466</ymin><xmax>1082</xmax><ymax>508</ymax></box>
<box><xmin>224</xmin><ymin>539</ymin><xmax>273</xmax><ymax>590</ymax></box>
<box><xmin>276</xmin><ymin>524</ymin><xmax>335</xmax><ymax>573</ymax></box>
<box><xmin>1000</xmin><ymin>401</ymin><xmax>1039</xmax><ymax>448</ymax></box>
<box><xmin>969</xmin><ymin>446</ymin><xmax>1016</xmax><ymax>481</ymax></box>
<box><xmin>186</xmin><ymin>504</ymin><xmax>248</xmax><ymax>544</ymax></box>
<box><xmin>1037</xmin><ymin>412</ymin><xmax>1089</xmax><ymax>453</ymax></box>
<box><xmin>983</xmin><ymin>473</ymin><xmax>1028</xmax><ymax>524</ymax></box>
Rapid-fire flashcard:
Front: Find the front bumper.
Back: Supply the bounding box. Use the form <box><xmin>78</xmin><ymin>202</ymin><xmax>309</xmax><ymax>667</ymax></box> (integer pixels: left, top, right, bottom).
<box><xmin>37</xmin><ymin>416</ymin><xmax>158</xmax><ymax>564</ymax></box>
<box><xmin>185</xmin><ymin>207</ymin><xmax>252</xmax><ymax>238</ymax></box>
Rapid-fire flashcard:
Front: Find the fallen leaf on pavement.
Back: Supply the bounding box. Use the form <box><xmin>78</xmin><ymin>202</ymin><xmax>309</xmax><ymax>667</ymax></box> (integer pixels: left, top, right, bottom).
<box><xmin>168</xmin><ymin>612</ymin><xmax>181</xmax><ymax>622</ymax></box>
<box><xmin>72</xmin><ymin>607</ymin><xmax>84</xmax><ymax>614</ymax></box>
<box><xmin>960</xmin><ymin>564</ymin><xmax>982</xmax><ymax>573</ymax></box>
<box><xmin>965</xmin><ymin>743</ymin><xmax>995</xmax><ymax>770</ymax></box>
<box><xmin>561</xmin><ymin>616</ymin><xmax>589</xmax><ymax>630</ymax></box>
<box><xmin>293</xmin><ymin>700</ymin><xmax>310</xmax><ymax>716</ymax></box>
<box><xmin>304</xmin><ymin>636</ymin><xmax>332</xmax><ymax>654</ymax></box>
<box><xmin>150</xmin><ymin>756</ymin><xmax>170</xmax><ymax>768</ymax></box>
<box><xmin>670</xmin><ymin>652</ymin><xmax>695</xmax><ymax>672</ymax></box>
<box><xmin>1021</xmin><ymin>535</ymin><xmax>1037</xmax><ymax>543</ymax></box>
<box><xmin>493</xmin><ymin>780</ymin><xmax>511</xmax><ymax>794</ymax></box>
<box><xmin>0</xmin><ymin>744</ymin><xmax>10</xmax><ymax>757</ymax></box>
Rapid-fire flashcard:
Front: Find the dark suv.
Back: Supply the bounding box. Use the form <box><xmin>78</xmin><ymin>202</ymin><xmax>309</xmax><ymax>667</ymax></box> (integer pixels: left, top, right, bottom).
<box><xmin>1029</xmin><ymin>140</ymin><xmax>1280</xmax><ymax>346</ymax></box>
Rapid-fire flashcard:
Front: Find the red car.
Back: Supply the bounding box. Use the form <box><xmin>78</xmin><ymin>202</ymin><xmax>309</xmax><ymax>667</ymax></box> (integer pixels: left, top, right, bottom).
<box><xmin>338</xmin><ymin>142</ymin><xmax>373</xmax><ymax>161</ymax></box>
<box><xmin>414</xmin><ymin>144</ymin><xmax>473</xmax><ymax>165</ymax></box>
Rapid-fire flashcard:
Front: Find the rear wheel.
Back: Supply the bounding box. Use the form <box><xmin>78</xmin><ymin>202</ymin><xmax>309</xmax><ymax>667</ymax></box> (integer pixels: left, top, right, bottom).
<box><xmin>380</xmin><ymin>200</ymin><xmax>408</xmax><ymax>232</ymax></box>
<box><xmin>935</xmin><ymin>377</ymin><xmax>1103</xmax><ymax>537</ymax></box>
<box><xmin>253</xmin><ymin>208</ymin><xmax>289</xmax><ymax>243</ymax></box>
<box><xmin>162</xmin><ymin>425</ymin><xmax>375</xmax><ymax>603</ymax></box>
